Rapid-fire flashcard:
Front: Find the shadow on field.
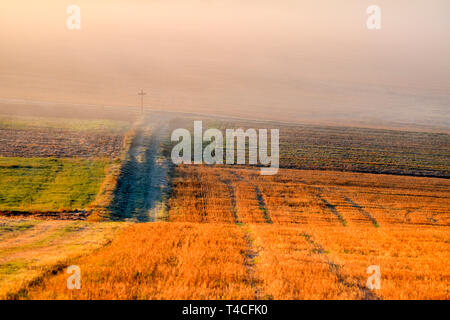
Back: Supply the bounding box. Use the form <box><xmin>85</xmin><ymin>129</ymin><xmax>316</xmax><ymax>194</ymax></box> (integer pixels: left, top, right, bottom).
<box><xmin>107</xmin><ymin>120</ymin><xmax>170</xmax><ymax>222</ymax></box>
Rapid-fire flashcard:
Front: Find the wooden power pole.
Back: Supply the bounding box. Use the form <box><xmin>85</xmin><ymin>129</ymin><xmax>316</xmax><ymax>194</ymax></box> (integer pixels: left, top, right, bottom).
<box><xmin>138</xmin><ymin>89</ymin><xmax>146</xmax><ymax>114</ymax></box>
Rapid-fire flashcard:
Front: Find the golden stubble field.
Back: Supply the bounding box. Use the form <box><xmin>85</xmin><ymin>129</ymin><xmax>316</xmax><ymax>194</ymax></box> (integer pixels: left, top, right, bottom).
<box><xmin>20</xmin><ymin>166</ymin><xmax>450</xmax><ymax>300</ymax></box>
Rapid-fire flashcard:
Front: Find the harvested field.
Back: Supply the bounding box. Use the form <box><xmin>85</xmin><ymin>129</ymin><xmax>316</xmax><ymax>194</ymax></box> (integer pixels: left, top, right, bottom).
<box><xmin>5</xmin><ymin>165</ymin><xmax>449</xmax><ymax>300</ymax></box>
<box><xmin>24</xmin><ymin>222</ymin><xmax>254</xmax><ymax>300</ymax></box>
<box><xmin>18</xmin><ymin>165</ymin><xmax>450</xmax><ymax>300</ymax></box>
<box><xmin>237</xmin><ymin>168</ymin><xmax>450</xmax><ymax>226</ymax></box>
<box><xmin>277</xmin><ymin>125</ymin><xmax>450</xmax><ymax>178</ymax></box>
<box><xmin>0</xmin><ymin>115</ymin><xmax>130</xmax><ymax>159</ymax></box>
<box><xmin>2</xmin><ymin>115</ymin><xmax>448</xmax><ymax>300</ymax></box>
<box><xmin>175</xmin><ymin>118</ymin><xmax>450</xmax><ymax>178</ymax></box>
<box><xmin>169</xmin><ymin>166</ymin><xmax>236</xmax><ymax>223</ymax></box>
<box><xmin>165</xmin><ymin>166</ymin><xmax>450</xmax><ymax>299</ymax></box>
<box><xmin>0</xmin><ymin>128</ymin><xmax>124</xmax><ymax>159</ymax></box>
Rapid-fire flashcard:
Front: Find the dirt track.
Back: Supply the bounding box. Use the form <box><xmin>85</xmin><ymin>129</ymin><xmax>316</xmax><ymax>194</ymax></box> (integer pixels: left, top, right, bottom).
<box><xmin>108</xmin><ymin>117</ymin><xmax>171</xmax><ymax>222</ymax></box>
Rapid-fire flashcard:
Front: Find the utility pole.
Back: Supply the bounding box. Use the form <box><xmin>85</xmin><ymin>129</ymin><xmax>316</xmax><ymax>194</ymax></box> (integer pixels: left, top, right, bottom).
<box><xmin>138</xmin><ymin>89</ymin><xmax>146</xmax><ymax>114</ymax></box>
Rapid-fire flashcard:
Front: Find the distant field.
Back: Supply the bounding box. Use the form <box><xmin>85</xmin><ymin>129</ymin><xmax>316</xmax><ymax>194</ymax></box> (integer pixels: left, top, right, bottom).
<box><xmin>277</xmin><ymin>125</ymin><xmax>450</xmax><ymax>178</ymax></box>
<box><xmin>0</xmin><ymin>158</ymin><xmax>108</xmax><ymax>213</ymax></box>
<box><xmin>21</xmin><ymin>166</ymin><xmax>450</xmax><ymax>300</ymax></box>
<box><xmin>0</xmin><ymin>129</ymin><xmax>125</xmax><ymax>159</ymax></box>
<box><xmin>0</xmin><ymin>116</ymin><xmax>129</xmax><ymax>159</ymax></box>
<box><xmin>0</xmin><ymin>102</ymin><xmax>139</xmax><ymax>124</ymax></box>
<box><xmin>0</xmin><ymin>115</ymin><xmax>130</xmax><ymax>132</ymax></box>
<box><xmin>168</xmin><ymin>117</ymin><xmax>450</xmax><ymax>177</ymax></box>
<box><xmin>191</xmin><ymin>119</ymin><xmax>450</xmax><ymax>178</ymax></box>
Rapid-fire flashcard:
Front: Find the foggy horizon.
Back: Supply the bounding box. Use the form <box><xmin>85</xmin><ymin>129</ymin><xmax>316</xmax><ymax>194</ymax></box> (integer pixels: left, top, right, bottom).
<box><xmin>1</xmin><ymin>0</ymin><xmax>449</xmax><ymax>130</ymax></box>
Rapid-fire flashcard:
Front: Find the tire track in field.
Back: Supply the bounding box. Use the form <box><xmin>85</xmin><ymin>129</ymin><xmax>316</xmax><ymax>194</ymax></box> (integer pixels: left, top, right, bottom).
<box><xmin>230</xmin><ymin>170</ymin><xmax>272</xmax><ymax>224</ymax></box>
<box><xmin>294</xmin><ymin>177</ymin><xmax>347</xmax><ymax>226</ymax></box>
<box><xmin>242</xmin><ymin>227</ymin><xmax>261</xmax><ymax>300</ymax></box>
<box><xmin>312</xmin><ymin>187</ymin><xmax>347</xmax><ymax>226</ymax></box>
<box><xmin>218</xmin><ymin>173</ymin><xmax>262</xmax><ymax>299</ymax></box>
<box><xmin>301</xmin><ymin>232</ymin><xmax>382</xmax><ymax>300</ymax></box>
<box><xmin>218</xmin><ymin>176</ymin><xmax>240</xmax><ymax>223</ymax></box>
<box><xmin>254</xmin><ymin>185</ymin><xmax>273</xmax><ymax>224</ymax></box>
<box><xmin>341</xmin><ymin>196</ymin><xmax>379</xmax><ymax>227</ymax></box>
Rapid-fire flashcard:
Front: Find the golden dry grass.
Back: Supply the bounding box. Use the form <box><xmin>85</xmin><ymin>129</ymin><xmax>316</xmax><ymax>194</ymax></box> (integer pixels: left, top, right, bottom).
<box><xmin>13</xmin><ymin>166</ymin><xmax>450</xmax><ymax>300</ymax></box>
<box><xmin>0</xmin><ymin>219</ymin><xmax>123</xmax><ymax>299</ymax></box>
<box><xmin>26</xmin><ymin>222</ymin><xmax>255</xmax><ymax>300</ymax></box>
<box><xmin>165</xmin><ymin>166</ymin><xmax>450</xmax><ymax>299</ymax></box>
<box><xmin>169</xmin><ymin>166</ymin><xmax>236</xmax><ymax>223</ymax></box>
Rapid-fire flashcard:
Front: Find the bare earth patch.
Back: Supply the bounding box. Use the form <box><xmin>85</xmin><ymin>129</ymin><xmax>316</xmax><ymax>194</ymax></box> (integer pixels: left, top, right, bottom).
<box><xmin>0</xmin><ymin>128</ymin><xmax>124</xmax><ymax>159</ymax></box>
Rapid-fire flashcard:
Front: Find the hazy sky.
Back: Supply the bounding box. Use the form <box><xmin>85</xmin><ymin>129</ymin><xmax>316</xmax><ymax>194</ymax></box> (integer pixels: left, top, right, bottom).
<box><xmin>0</xmin><ymin>0</ymin><xmax>449</xmax><ymax>129</ymax></box>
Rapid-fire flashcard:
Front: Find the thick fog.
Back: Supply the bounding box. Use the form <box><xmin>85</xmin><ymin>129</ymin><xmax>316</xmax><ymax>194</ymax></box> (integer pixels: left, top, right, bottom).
<box><xmin>0</xmin><ymin>0</ymin><xmax>449</xmax><ymax>129</ymax></box>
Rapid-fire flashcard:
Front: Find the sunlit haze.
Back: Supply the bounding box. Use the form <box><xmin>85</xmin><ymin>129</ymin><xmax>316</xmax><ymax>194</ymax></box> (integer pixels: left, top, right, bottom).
<box><xmin>1</xmin><ymin>0</ymin><xmax>449</xmax><ymax>129</ymax></box>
